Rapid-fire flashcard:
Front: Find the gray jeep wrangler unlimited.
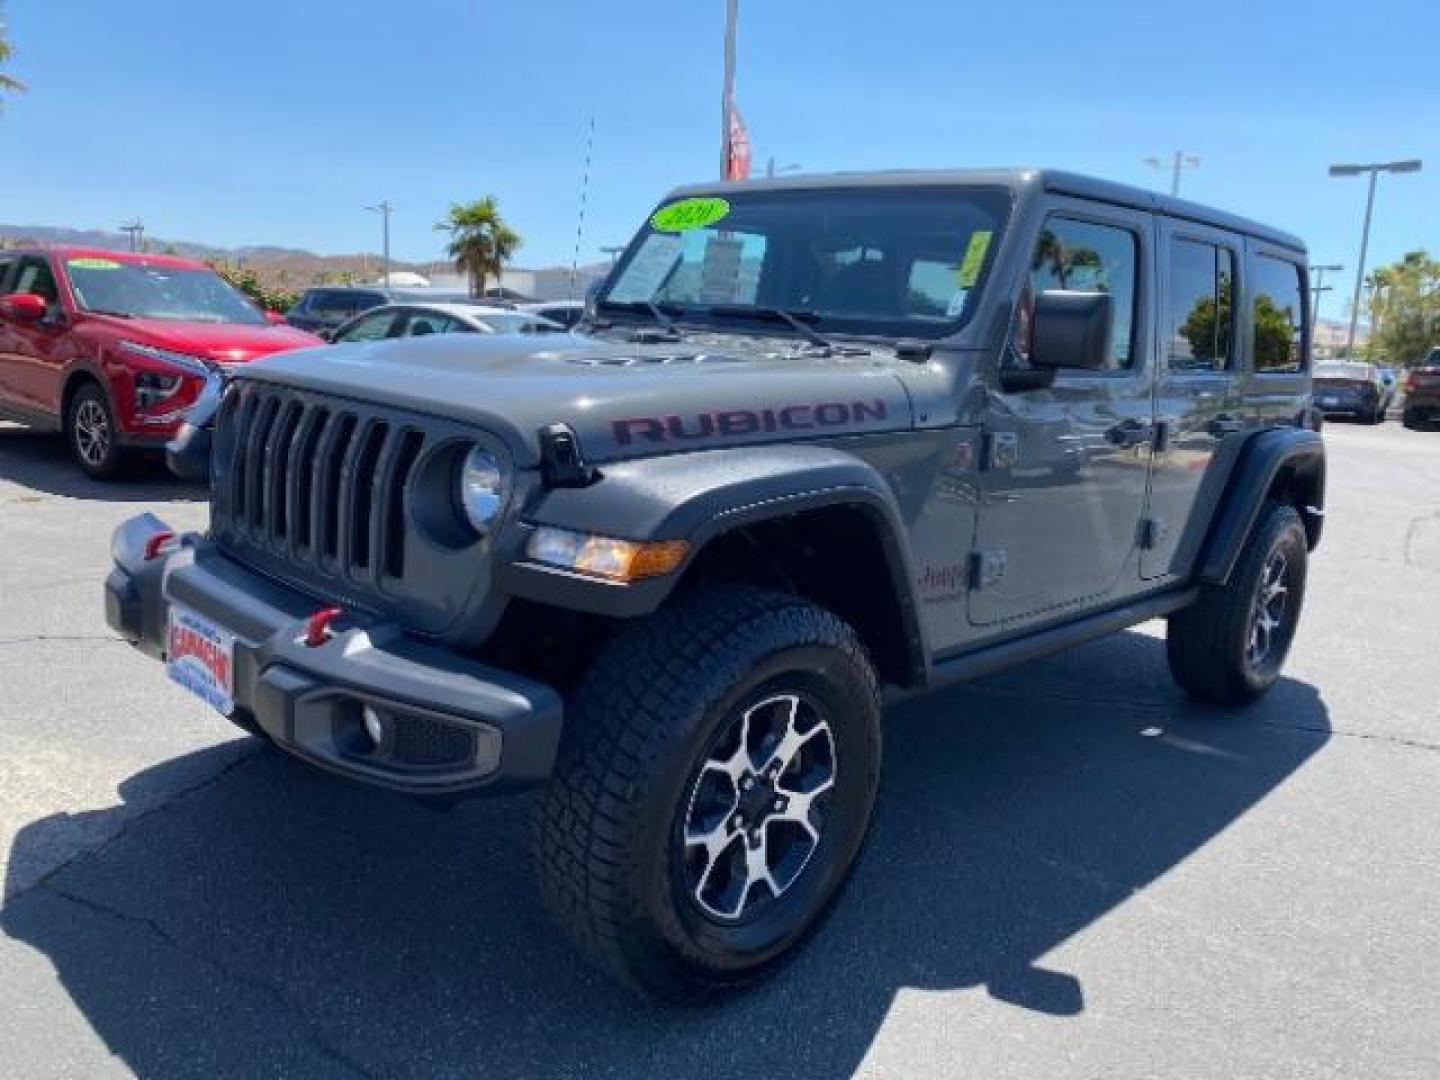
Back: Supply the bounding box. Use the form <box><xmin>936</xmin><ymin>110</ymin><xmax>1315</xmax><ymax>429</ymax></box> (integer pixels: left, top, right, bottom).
<box><xmin>106</xmin><ymin>169</ymin><xmax>1324</xmax><ymax>1001</ymax></box>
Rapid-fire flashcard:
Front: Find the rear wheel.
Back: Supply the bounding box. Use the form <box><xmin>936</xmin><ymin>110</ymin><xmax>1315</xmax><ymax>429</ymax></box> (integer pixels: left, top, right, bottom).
<box><xmin>1167</xmin><ymin>503</ymin><xmax>1308</xmax><ymax>707</ymax></box>
<box><xmin>65</xmin><ymin>382</ymin><xmax>127</xmax><ymax>479</ymax></box>
<box><xmin>535</xmin><ymin>586</ymin><xmax>881</xmax><ymax>1002</ymax></box>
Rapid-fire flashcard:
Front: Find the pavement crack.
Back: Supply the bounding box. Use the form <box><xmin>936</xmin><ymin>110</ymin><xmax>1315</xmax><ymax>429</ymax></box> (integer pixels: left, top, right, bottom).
<box><xmin>41</xmin><ymin>882</ymin><xmax>378</xmax><ymax>1079</ymax></box>
<box><xmin>8</xmin><ymin>744</ymin><xmax>263</xmax><ymax>905</ymax></box>
<box><xmin>0</xmin><ymin>633</ymin><xmax>125</xmax><ymax>648</ymax></box>
<box><xmin>1260</xmin><ymin>719</ymin><xmax>1440</xmax><ymax>752</ymax></box>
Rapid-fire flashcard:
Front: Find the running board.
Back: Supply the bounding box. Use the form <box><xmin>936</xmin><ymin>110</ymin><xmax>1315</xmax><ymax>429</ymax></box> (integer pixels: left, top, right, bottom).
<box><xmin>919</xmin><ymin>587</ymin><xmax>1199</xmax><ymax>692</ymax></box>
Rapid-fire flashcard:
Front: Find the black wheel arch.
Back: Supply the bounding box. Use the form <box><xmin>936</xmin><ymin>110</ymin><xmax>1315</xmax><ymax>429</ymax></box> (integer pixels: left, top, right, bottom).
<box><xmin>1195</xmin><ymin>428</ymin><xmax>1325</xmax><ymax>586</ymax></box>
<box><xmin>501</xmin><ymin>444</ymin><xmax>931</xmax><ymax>688</ymax></box>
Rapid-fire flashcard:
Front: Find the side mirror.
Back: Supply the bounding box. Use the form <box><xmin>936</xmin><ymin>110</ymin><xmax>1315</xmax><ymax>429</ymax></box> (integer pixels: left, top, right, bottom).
<box><xmin>1032</xmin><ymin>290</ymin><xmax>1113</xmax><ymax>371</ymax></box>
<box><xmin>263</xmin><ymin>310</ymin><xmax>288</xmax><ymax>326</ymax></box>
<box><xmin>318</xmin><ymin>328</ymin><xmax>336</xmax><ymax>343</ymax></box>
<box><xmin>0</xmin><ymin>293</ymin><xmax>48</xmax><ymax>323</ymax></box>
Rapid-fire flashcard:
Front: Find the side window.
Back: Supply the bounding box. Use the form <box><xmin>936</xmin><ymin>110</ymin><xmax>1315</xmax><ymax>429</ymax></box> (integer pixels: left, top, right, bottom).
<box><xmin>0</xmin><ymin>256</ymin><xmax>16</xmax><ymax>292</ymax></box>
<box><xmin>334</xmin><ymin>310</ymin><xmax>398</xmax><ymax>342</ymax></box>
<box><xmin>13</xmin><ymin>257</ymin><xmax>61</xmax><ymax>314</ymax></box>
<box><xmin>1166</xmin><ymin>238</ymin><xmax>1237</xmax><ymax>372</ymax></box>
<box><xmin>1253</xmin><ymin>255</ymin><xmax>1306</xmax><ymax>374</ymax></box>
<box><xmin>1029</xmin><ymin>218</ymin><xmax>1138</xmax><ymax>369</ymax></box>
<box><xmin>403</xmin><ymin>312</ymin><xmax>460</xmax><ymax>337</ymax></box>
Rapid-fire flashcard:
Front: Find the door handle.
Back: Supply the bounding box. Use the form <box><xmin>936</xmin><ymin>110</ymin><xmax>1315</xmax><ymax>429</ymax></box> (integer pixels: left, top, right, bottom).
<box><xmin>1207</xmin><ymin>414</ymin><xmax>1244</xmax><ymax>437</ymax></box>
<box><xmin>1106</xmin><ymin>419</ymin><xmax>1152</xmax><ymax>449</ymax></box>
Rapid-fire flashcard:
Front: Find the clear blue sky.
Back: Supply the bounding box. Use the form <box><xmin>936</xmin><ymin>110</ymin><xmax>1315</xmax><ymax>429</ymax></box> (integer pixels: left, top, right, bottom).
<box><xmin>2</xmin><ymin>0</ymin><xmax>1437</xmax><ymax>322</ymax></box>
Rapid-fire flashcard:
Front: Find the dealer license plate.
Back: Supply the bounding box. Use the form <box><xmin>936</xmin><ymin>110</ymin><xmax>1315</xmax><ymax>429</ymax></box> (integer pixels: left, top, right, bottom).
<box><xmin>166</xmin><ymin>605</ymin><xmax>236</xmax><ymax>715</ymax></box>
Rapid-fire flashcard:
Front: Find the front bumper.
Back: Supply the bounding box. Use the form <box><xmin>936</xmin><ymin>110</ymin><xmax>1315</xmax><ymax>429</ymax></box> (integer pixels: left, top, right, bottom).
<box><xmin>105</xmin><ymin>513</ymin><xmax>563</xmax><ymax>798</ymax></box>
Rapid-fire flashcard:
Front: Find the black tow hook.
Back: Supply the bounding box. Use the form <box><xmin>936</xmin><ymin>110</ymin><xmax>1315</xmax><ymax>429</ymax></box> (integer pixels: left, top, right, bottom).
<box><xmin>538</xmin><ymin>422</ymin><xmax>598</xmax><ymax>488</ymax></box>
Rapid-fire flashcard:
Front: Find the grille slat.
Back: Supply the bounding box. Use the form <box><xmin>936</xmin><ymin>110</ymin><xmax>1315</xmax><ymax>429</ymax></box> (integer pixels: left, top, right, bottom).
<box><xmin>214</xmin><ymin>386</ymin><xmax>432</xmax><ymax>596</ymax></box>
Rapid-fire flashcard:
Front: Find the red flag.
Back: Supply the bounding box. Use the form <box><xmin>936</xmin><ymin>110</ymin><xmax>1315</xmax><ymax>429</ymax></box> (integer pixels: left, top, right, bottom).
<box><xmin>725</xmin><ymin>99</ymin><xmax>751</xmax><ymax>181</ymax></box>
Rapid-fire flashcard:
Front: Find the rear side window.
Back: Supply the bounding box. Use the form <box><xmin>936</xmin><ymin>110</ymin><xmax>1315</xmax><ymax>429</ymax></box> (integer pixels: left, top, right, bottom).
<box><xmin>1029</xmin><ymin>218</ymin><xmax>1138</xmax><ymax>369</ymax></box>
<box><xmin>1166</xmin><ymin>239</ymin><xmax>1236</xmax><ymax>372</ymax></box>
<box><xmin>1253</xmin><ymin>255</ymin><xmax>1306</xmax><ymax>374</ymax></box>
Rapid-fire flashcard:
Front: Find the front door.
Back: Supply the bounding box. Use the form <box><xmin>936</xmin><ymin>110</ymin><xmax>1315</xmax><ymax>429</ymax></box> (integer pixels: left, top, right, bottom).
<box><xmin>969</xmin><ymin>202</ymin><xmax>1156</xmax><ymax>627</ymax></box>
<box><xmin>1142</xmin><ymin>220</ymin><xmax>1243</xmax><ymax>579</ymax></box>
<box><xmin>0</xmin><ymin>256</ymin><xmax>68</xmax><ymax>414</ymax></box>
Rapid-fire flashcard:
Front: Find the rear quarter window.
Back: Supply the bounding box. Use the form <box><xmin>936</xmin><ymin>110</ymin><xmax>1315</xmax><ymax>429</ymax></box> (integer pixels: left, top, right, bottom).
<box><xmin>1252</xmin><ymin>255</ymin><xmax>1307</xmax><ymax>374</ymax></box>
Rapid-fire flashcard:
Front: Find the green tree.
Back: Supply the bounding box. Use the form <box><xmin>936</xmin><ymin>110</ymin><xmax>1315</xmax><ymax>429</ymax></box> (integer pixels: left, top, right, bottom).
<box><xmin>1</xmin><ymin>4</ymin><xmax>25</xmax><ymax>101</ymax></box>
<box><xmin>435</xmin><ymin>196</ymin><xmax>521</xmax><ymax>297</ymax></box>
<box><xmin>208</xmin><ymin>260</ymin><xmax>298</xmax><ymax>314</ymax></box>
<box><xmin>1363</xmin><ymin>251</ymin><xmax>1440</xmax><ymax>366</ymax></box>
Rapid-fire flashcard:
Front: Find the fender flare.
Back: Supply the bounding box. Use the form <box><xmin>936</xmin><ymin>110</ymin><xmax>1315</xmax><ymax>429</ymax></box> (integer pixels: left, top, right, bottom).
<box><xmin>498</xmin><ymin>444</ymin><xmax>931</xmax><ymax>683</ymax></box>
<box><xmin>1196</xmin><ymin>427</ymin><xmax>1325</xmax><ymax>586</ymax></box>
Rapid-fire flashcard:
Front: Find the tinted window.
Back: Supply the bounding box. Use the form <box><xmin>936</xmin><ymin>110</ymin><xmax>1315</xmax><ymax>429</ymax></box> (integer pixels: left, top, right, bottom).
<box><xmin>334</xmin><ymin>310</ymin><xmax>400</xmax><ymax>342</ymax></box>
<box><xmin>1253</xmin><ymin>255</ymin><xmax>1306</xmax><ymax>374</ymax></box>
<box><xmin>1029</xmin><ymin>218</ymin><xmax>1138</xmax><ymax>369</ymax></box>
<box><xmin>1166</xmin><ymin>239</ymin><xmax>1236</xmax><ymax>372</ymax></box>
<box><xmin>0</xmin><ymin>256</ymin><xmax>15</xmax><ymax>291</ymax></box>
<box><xmin>402</xmin><ymin>311</ymin><xmax>463</xmax><ymax>336</ymax></box>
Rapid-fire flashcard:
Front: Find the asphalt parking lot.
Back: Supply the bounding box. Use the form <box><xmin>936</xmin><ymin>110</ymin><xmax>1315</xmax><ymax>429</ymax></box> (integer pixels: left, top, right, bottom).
<box><xmin>0</xmin><ymin>420</ymin><xmax>1436</xmax><ymax>1079</ymax></box>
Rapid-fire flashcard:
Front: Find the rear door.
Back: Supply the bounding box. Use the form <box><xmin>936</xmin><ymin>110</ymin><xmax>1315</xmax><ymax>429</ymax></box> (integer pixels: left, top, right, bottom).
<box><xmin>1142</xmin><ymin>220</ymin><xmax>1243</xmax><ymax>579</ymax></box>
<box><xmin>969</xmin><ymin>201</ymin><xmax>1156</xmax><ymax>626</ymax></box>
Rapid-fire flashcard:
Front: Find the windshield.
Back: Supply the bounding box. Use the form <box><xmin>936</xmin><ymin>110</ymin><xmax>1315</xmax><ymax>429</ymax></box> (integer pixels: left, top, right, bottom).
<box><xmin>66</xmin><ymin>258</ymin><xmax>267</xmax><ymax>325</ymax></box>
<box><xmin>601</xmin><ymin>186</ymin><xmax>1008</xmax><ymax>340</ymax></box>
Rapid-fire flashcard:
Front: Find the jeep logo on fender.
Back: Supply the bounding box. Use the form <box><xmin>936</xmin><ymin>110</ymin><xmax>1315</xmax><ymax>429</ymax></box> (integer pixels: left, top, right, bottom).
<box><xmin>613</xmin><ymin>399</ymin><xmax>889</xmax><ymax>446</ymax></box>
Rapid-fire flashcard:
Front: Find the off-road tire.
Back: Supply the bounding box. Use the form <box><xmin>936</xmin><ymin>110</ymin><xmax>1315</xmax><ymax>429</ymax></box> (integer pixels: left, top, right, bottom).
<box><xmin>65</xmin><ymin>382</ymin><xmax>127</xmax><ymax>479</ymax></box>
<box><xmin>1167</xmin><ymin>503</ymin><xmax>1308</xmax><ymax>707</ymax></box>
<box><xmin>534</xmin><ymin>585</ymin><xmax>882</xmax><ymax>1003</ymax></box>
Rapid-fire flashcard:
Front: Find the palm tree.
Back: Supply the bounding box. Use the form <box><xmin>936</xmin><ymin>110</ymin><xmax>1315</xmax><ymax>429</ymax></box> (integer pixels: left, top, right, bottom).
<box><xmin>435</xmin><ymin>197</ymin><xmax>521</xmax><ymax>298</ymax></box>
<box><xmin>1</xmin><ymin>5</ymin><xmax>25</xmax><ymax>101</ymax></box>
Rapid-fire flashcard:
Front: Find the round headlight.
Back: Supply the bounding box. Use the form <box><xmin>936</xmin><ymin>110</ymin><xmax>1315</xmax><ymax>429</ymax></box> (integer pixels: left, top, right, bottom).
<box><xmin>458</xmin><ymin>446</ymin><xmax>506</xmax><ymax>533</ymax></box>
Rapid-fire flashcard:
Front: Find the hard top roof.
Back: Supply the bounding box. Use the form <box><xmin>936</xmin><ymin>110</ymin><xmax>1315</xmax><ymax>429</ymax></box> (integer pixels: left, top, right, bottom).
<box><xmin>666</xmin><ymin>167</ymin><xmax>1304</xmax><ymax>252</ymax></box>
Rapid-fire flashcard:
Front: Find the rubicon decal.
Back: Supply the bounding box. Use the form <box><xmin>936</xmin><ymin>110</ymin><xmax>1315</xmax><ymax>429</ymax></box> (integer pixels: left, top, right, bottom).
<box><xmin>613</xmin><ymin>399</ymin><xmax>889</xmax><ymax>445</ymax></box>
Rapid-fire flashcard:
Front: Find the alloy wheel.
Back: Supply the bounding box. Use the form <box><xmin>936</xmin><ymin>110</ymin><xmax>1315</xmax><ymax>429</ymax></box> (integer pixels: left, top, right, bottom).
<box><xmin>680</xmin><ymin>692</ymin><xmax>837</xmax><ymax>923</ymax></box>
<box><xmin>74</xmin><ymin>399</ymin><xmax>112</xmax><ymax>468</ymax></box>
<box><xmin>1247</xmin><ymin>550</ymin><xmax>1290</xmax><ymax>668</ymax></box>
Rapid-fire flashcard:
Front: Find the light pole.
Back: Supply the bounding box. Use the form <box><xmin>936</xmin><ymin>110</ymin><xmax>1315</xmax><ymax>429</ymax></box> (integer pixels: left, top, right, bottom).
<box><xmin>364</xmin><ymin>200</ymin><xmax>393</xmax><ymax>285</ymax></box>
<box><xmin>1144</xmin><ymin>151</ymin><xmax>1200</xmax><ymax>196</ymax></box>
<box><xmin>720</xmin><ymin>0</ymin><xmax>738</xmax><ymax>179</ymax></box>
<box><xmin>1329</xmin><ymin>159</ymin><xmax>1421</xmax><ymax>355</ymax></box>
<box><xmin>119</xmin><ymin>218</ymin><xmax>145</xmax><ymax>252</ymax></box>
<box><xmin>1308</xmin><ymin>263</ymin><xmax>1342</xmax><ymax>330</ymax></box>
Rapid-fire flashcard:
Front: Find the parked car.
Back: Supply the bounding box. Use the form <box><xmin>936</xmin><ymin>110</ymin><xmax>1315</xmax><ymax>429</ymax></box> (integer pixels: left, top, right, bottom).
<box><xmin>519</xmin><ymin>300</ymin><xmax>585</xmax><ymax>329</ymax></box>
<box><xmin>328</xmin><ymin>302</ymin><xmax>565</xmax><ymax>343</ymax></box>
<box><xmin>1402</xmin><ymin>348</ymin><xmax>1440</xmax><ymax>429</ymax></box>
<box><xmin>109</xmin><ymin>169</ymin><xmax>1323</xmax><ymax>1001</ymax></box>
<box><xmin>286</xmin><ymin>286</ymin><xmax>483</xmax><ymax>335</ymax></box>
<box><xmin>1313</xmin><ymin>359</ymin><xmax>1386</xmax><ymax>423</ymax></box>
<box><xmin>0</xmin><ymin>246</ymin><xmax>321</xmax><ymax>476</ymax></box>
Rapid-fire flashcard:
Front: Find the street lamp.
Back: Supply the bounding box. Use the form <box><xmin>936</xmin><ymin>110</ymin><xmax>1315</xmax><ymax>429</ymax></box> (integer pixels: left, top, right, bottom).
<box><xmin>1329</xmin><ymin>159</ymin><xmax>1421</xmax><ymax>355</ymax></box>
<box><xmin>364</xmin><ymin>200</ymin><xmax>394</xmax><ymax>286</ymax></box>
<box><xmin>1144</xmin><ymin>151</ymin><xmax>1201</xmax><ymax>196</ymax></box>
<box><xmin>1308</xmin><ymin>263</ymin><xmax>1342</xmax><ymax>329</ymax></box>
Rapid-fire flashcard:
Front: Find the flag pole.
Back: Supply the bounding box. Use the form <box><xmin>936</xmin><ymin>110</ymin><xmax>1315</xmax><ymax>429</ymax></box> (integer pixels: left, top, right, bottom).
<box><xmin>721</xmin><ymin>0</ymin><xmax>738</xmax><ymax>179</ymax></box>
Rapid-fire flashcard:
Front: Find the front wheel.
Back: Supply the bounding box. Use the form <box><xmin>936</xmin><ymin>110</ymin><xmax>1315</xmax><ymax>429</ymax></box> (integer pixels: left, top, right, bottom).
<box><xmin>534</xmin><ymin>586</ymin><xmax>881</xmax><ymax>1002</ymax></box>
<box><xmin>66</xmin><ymin>382</ymin><xmax>127</xmax><ymax>479</ymax></box>
<box><xmin>1167</xmin><ymin>503</ymin><xmax>1308</xmax><ymax>707</ymax></box>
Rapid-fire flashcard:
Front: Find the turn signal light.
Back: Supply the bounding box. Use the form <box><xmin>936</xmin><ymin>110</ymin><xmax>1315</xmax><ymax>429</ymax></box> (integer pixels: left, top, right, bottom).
<box><xmin>527</xmin><ymin>527</ymin><xmax>690</xmax><ymax>582</ymax></box>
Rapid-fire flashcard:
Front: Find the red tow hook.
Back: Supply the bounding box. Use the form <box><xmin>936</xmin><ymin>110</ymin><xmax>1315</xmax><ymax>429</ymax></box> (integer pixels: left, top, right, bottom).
<box><xmin>304</xmin><ymin>606</ymin><xmax>345</xmax><ymax>648</ymax></box>
<box><xmin>143</xmin><ymin>531</ymin><xmax>177</xmax><ymax>560</ymax></box>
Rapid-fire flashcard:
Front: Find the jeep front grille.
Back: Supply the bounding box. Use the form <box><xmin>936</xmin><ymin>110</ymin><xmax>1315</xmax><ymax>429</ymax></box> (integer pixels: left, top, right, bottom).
<box><xmin>214</xmin><ymin>384</ymin><xmax>426</xmax><ymax>588</ymax></box>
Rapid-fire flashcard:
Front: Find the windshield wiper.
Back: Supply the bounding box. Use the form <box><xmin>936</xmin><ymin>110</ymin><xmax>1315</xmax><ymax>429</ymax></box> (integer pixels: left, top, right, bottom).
<box><xmin>706</xmin><ymin>304</ymin><xmax>870</xmax><ymax>356</ymax></box>
<box><xmin>597</xmin><ymin>299</ymin><xmax>684</xmax><ymax>339</ymax></box>
<box><xmin>85</xmin><ymin>308</ymin><xmax>135</xmax><ymax>319</ymax></box>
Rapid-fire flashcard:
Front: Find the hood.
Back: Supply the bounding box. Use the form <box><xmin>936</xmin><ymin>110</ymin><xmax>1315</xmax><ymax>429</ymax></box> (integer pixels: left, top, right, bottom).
<box><xmin>236</xmin><ymin>332</ymin><xmax>914</xmax><ymax>466</ymax></box>
<box><xmin>94</xmin><ymin>315</ymin><xmax>322</xmax><ymax>363</ymax></box>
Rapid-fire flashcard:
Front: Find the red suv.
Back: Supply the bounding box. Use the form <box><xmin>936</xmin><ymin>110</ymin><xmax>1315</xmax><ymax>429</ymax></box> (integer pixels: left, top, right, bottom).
<box><xmin>0</xmin><ymin>247</ymin><xmax>321</xmax><ymax>477</ymax></box>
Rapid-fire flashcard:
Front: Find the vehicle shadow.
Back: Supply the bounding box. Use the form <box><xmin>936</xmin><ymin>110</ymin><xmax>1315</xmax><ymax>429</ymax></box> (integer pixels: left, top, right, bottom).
<box><xmin>2</xmin><ymin>630</ymin><xmax>1329</xmax><ymax>1078</ymax></box>
<box><xmin>0</xmin><ymin>424</ymin><xmax>204</xmax><ymax>502</ymax></box>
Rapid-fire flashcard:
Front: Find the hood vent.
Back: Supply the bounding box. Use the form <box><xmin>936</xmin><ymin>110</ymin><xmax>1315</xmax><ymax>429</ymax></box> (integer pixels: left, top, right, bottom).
<box><xmin>568</xmin><ymin>352</ymin><xmax>745</xmax><ymax>368</ymax></box>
